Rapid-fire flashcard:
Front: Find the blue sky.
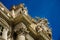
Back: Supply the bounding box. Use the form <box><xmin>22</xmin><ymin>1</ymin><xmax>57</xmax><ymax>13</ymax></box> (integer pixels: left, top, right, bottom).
<box><xmin>0</xmin><ymin>0</ymin><xmax>60</xmax><ymax>40</ymax></box>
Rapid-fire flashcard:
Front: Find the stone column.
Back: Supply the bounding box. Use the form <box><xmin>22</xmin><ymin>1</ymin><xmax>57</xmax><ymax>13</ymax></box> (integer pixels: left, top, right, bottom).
<box><xmin>16</xmin><ymin>33</ymin><xmax>25</xmax><ymax>40</ymax></box>
<box><xmin>26</xmin><ymin>34</ymin><xmax>34</xmax><ymax>40</ymax></box>
<box><xmin>2</xmin><ymin>28</ymin><xmax>8</xmax><ymax>40</ymax></box>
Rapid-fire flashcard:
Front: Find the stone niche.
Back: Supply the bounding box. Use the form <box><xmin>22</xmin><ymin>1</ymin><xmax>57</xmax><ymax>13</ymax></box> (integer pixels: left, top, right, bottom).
<box><xmin>13</xmin><ymin>22</ymin><xmax>34</xmax><ymax>40</ymax></box>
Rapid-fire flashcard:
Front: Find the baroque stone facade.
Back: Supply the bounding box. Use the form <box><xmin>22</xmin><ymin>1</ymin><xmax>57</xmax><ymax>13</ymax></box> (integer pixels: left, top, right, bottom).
<box><xmin>0</xmin><ymin>2</ymin><xmax>52</xmax><ymax>40</ymax></box>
